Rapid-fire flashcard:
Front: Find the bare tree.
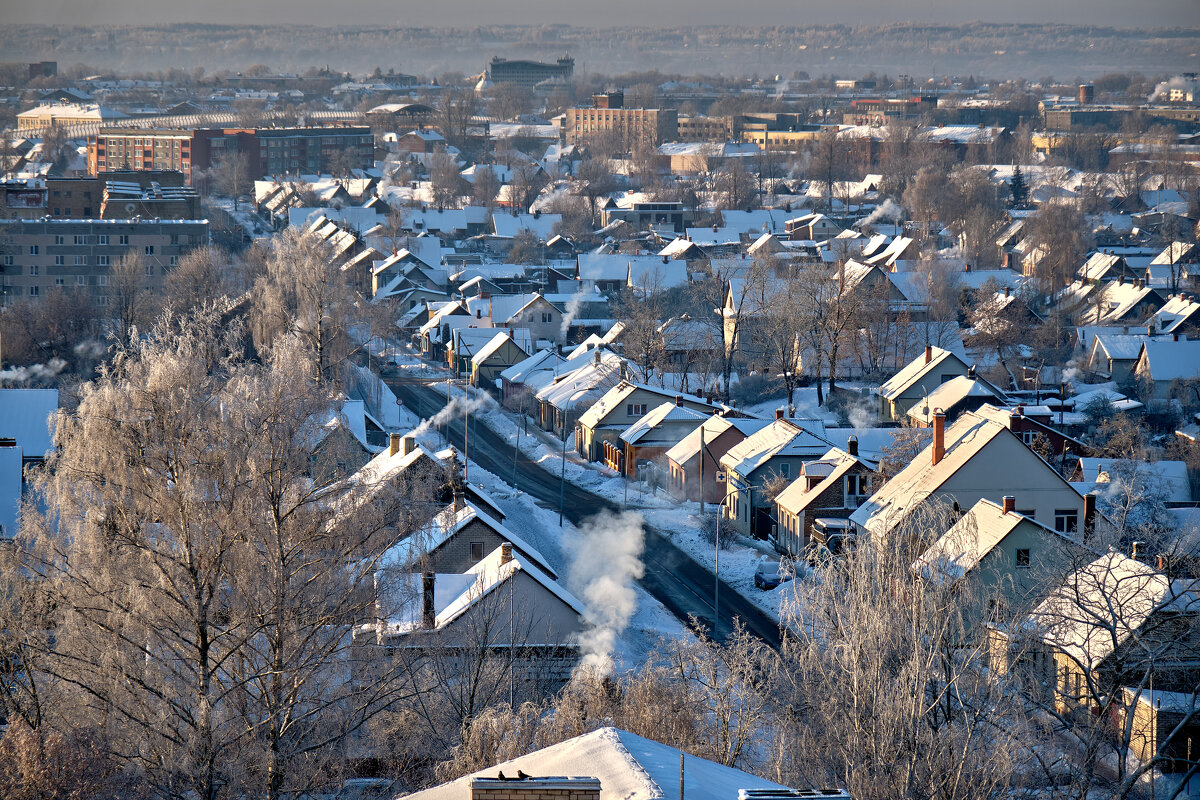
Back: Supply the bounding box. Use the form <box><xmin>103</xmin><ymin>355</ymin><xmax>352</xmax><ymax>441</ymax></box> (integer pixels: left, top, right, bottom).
<box><xmin>211</xmin><ymin>151</ymin><xmax>254</xmax><ymax>209</ymax></box>
<box><xmin>109</xmin><ymin>249</ymin><xmax>155</xmax><ymax>345</ymax></box>
<box><xmin>437</xmin><ymin>88</ymin><xmax>478</xmax><ymax>154</ymax></box>
<box><xmin>429</xmin><ymin>147</ymin><xmax>464</xmax><ymax>210</ymax></box>
<box><xmin>471</xmin><ymin>165</ymin><xmax>501</xmax><ymax>210</ymax></box>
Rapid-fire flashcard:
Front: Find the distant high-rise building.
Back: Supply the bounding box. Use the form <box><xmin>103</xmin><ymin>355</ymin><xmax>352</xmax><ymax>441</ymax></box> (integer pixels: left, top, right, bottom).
<box><xmin>487</xmin><ymin>55</ymin><xmax>574</xmax><ymax>88</ymax></box>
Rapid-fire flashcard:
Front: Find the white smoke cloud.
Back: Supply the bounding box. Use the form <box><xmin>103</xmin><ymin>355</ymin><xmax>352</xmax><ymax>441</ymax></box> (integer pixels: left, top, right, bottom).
<box><xmin>73</xmin><ymin>339</ymin><xmax>107</xmax><ymax>359</ymax></box>
<box><xmin>1150</xmin><ymin>76</ymin><xmax>1197</xmax><ymax>101</ymax></box>
<box><xmin>862</xmin><ymin>198</ymin><xmax>904</xmax><ymax>227</ymax></box>
<box><xmin>846</xmin><ymin>400</ymin><xmax>875</xmax><ymax>431</ymax></box>
<box><xmin>0</xmin><ymin>358</ymin><xmax>67</xmax><ymax>384</ymax></box>
<box><xmin>410</xmin><ymin>390</ymin><xmax>494</xmax><ymax>443</ymax></box>
<box><xmin>567</xmin><ymin>509</ymin><xmax>646</xmax><ymax>676</ymax></box>
<box><xmin>559</xmin><ymin>289</ymin><xmax>587</xmax><ymax>339</ymax></box>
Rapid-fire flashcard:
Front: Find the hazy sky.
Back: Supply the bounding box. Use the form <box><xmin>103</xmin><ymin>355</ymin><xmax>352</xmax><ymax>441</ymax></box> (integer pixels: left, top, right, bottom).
<box><xmin>6</xmin><ymin>0</ymin><xmax>1198</xmax><ymax>28</ymax></box>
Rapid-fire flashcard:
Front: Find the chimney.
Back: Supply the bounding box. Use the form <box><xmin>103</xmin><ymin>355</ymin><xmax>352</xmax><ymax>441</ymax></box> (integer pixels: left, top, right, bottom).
<box><xmin>924</xmin><ymin>344</ymin><xmax>932</xmax><ymax>365</ymax></box>
<box><xmin>675</xmin><ymin>394</ymin><xmax>683</xmax><ymax>406</ymax></box>
<box><xmin>967</xmin><ymin>364</ymin><xmax>976</xmax><ymax>380</ymax></box>
<box><xmin>776</xmin><ymin>408</ymin><xmax>785</xmax><ymax>420</ymax></box>
<box><xmin>1131</xmin><ymin>540</ymin><xmax>1143</xmax><ymax>560</ymax></box>
<box><xmin>1001</xmin><ymin>495</ymin><xmax>1015</xmax><ymax>514</ymax></box>
<box><xmin>1083</xmin><ymin>492</ymin><xmax>1097</xmax><ymax>540</ymax></box>
<box><xmin>1004</xmin><ymin>286</ymin><xmax>1010</xmax><ymax>298</ymax></box>
<box><xmin>476</xmin><ymin>309</ymin><xmax>482</xmax><ymax>319</ymax></box>
<box><xmin>1118</xmin><ymin>275</ymin><xmax>1125</xmax><ymax>285</ymax></box>
<box><xmin>847</xmin><ymin>435</ymin><xmax>858</xmax><ymax>457</ymax></box>
<box><xmin>500</xmin><ymin>542</ymin><xmax>513</xmax><ymax>565</ymax></box>
<box><xmin>402</xmin><ymin>434</ymin><xmax>416</xmax><ymax>456</ymax></box>
<box><xmin>662</xmin><ymin>255</ymin><xmax>669</xmax><ymax>263</ymax></box>
<box><xmin>932</xmin><ymin>410</ymin><xmax>946</xmax><ymax>466</ymax></box>
<box><xmin>389</xmin><ymin>432</ymin><xmax>401</xmax><ymax>456</ymax></box>
<box><xmin>422</xmin><ymin>572</ymin><xmax>436</xmax><ymax>628</ymax></box>
<box><xmin>1148</xmin><ymin>324</ymin><xmax>1155</xmax><ymax>337</ymax></box>
<box><xmin>1174</xmin><ymin>332</ymin><xmax>1181</xmax><ymax>342</ymax></box>
<box><xmin>594</xmin><ymin>349</ymin><xmax>601</xmax><ymax>365</ymax></box>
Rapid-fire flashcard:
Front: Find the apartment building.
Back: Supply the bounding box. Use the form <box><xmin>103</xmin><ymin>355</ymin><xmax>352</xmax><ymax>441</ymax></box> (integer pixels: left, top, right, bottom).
<box><xmin>0</xmin><ymin>218</ymin><xmax>209</xmax><ymax>305</ymax></box>
<box><xmin>89</xmin><ymin>126</ymin><xmax>375</xmax><ymax>182</ymax></box>
<box><xmin>564</xmin><ymin>92</ymin><xmax>678</xmax><ymax>147</ymax></box>
<box><xmin>487</xmin><ymin>55</ymin><xmax>574</xmax><ymax>87</ymax></box>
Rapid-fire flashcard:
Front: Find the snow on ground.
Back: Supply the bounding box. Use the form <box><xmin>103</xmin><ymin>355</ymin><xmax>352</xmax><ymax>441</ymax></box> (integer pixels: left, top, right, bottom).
<box><xmin>741</xmin><ymin>386</ymin><xmax>842</xmax><ymax>424</ymax></box>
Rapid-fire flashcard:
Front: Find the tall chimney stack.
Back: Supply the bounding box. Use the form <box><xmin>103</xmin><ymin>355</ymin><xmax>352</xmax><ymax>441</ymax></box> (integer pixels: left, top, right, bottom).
<box><xmin>776</xmin><ymin>408</ymin><xmax>785</xmax><ymax>420</ymax></box>
<box><xmin>402</xmin><ymin>434</ymin><xmax>416</xmax><ymax>456</ymax></box>
<box><xmin>500</xmin><ymin>542</ymin><xmax>513</xmax><ymax>565</ymax></box>
<box><xmin>422</xmin><ymin>572</ymin><xmax>436</xmax><ymax>628</ymax></box>
<box><xmin>1001</xmin><ymin>495</ymin><xmax>1015</xmax><ymax>514</ymax></box>
<box><xmin>1083</xmin><ymin>492</ymin><xmax>1097</xmax><ymax>540</ymax></box>
<box><xmin>924</xmin><ymin>345</ymin><xmax>933</xmax><ymax>365</ymax></box>
<box><xmin>932</xmin><ymin>410</ymin><xmax>946</xmax><ymax>466</ymax></box>
<box><xmin>390</xmin><ymin>433</ymin><xmax>401</xmax><ymax>456</ymax></box>
<box><xmin>847</xmin><ymin>436</ymin><xmax>858</xmax><ymax>457</ymax></box>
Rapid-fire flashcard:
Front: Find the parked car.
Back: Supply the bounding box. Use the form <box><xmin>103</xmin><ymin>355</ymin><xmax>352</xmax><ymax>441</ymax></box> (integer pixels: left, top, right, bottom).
<box><xmin>754</xmin><ymin>557</ymin><xmax>795</xmax><ymax>590</ymax></box>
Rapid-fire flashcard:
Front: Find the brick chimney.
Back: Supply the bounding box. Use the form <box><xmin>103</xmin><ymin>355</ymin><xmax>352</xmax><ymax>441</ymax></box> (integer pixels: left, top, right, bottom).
<box><xmin>1009</xmin><ymin>406</ymin><xmax>1023</xmax><ymax>432</ymax></box>
<box><xmin>470</xmin><ymin>776</ymin><xmax>601</xmax><ymax>800</ymax></box>
<box><xmin>422</xmin><ymin>572</ymin><xmax>436</xmax><ymax>628</ymax></box>
<box><xmin>389</xmin><ymin>432</ymin><xmax>401</xmax><ymax>456</ymax></box>
<box><xmin>1001</xmin><ymin>495</ymin><xmax>1015</xmax><ymax>514</ymax></box>
<box><xmin>776</xmin><ymin>408</ymin><xmax>785</xmax><ymax>420</ymax></box>
<box><xmin>675</xmin><ymin>394</ymin><xmax>683</xmax><ymax>406</ymax></box>
<box><xmin>847</xmin><ymin>436</ymin><xmax>858</xmax><ymax>457</ymax></box>
<box><xmin>932</xmin><ymin>410</ymin><xmax>946</xmax><ymax>466</ymax></box>
<box><xmin>500</xmin><ymin>542</ymin><xmax>513</xmax><ymax>565</ymax></box>
<box><xmin>924</xmin><ymin>345</ymin><xmax>932</xmax><ymax>365</ymax></box>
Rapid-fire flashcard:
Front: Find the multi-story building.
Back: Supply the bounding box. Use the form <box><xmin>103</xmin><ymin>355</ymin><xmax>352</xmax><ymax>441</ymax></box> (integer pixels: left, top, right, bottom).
<box><xmin>564</xmin><ymin>92</ymin><xmax>678</xmax><ymax>148</ymax></box>
<box><xmin>0</xmin><ymin>218</ymin><xmax>210</xmax><ymax>305</ymax></box>
<box><xmin>16</xmin><ymin>103</ymin><xmax>128</xmax><ymax>133</ymax></box>
<box><xmin>89</xmin><ymin>126</ymin><xmax>375</xmax><ymax>183</ymax></box>
<box><xmin>487</xmin><ymin>55</ymin><xmax>574</xmax><ymax>87</ymax></box>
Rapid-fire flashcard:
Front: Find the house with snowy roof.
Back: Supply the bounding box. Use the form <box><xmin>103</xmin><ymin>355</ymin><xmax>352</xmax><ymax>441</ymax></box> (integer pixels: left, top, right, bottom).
<box><xmin>535</xmin><ymin>349</ymin><xmax>628</xmax><ymax>437</ymax></box>
<box><xmin>913</xmin><ymin>496</ymin><xmax>1094</xmax><ymax>623</ymax></box>
<box><xmin>403</xmin><ymin>727</ymin><xmax>795</xmax><ymax>800</ymax></box>
<box><xmin>666</xmin><ymin>415</ymin><xmax>774</xmax><ymax>505</ymax></box>
<box><xmin>1147</xmin><ymin>293</ymin><xmax>1200</xmax><ymax>337</ymax></box>
<box><xmin>850</xmin><ymin>406</ymin><xmax>1090</xmax><ymax>544</ymax></box>
<box><xmin>773</xmin><ymin>438</ymin><xmax>877</xmax><ymax>557</ymax></box>
<box><xmin>905</xmin><ymin>371</ymin><xmax>1007</xmax><ymax>427</ymax></box>
<box><xmin>1085</xmin><ymin>333</ymin><xmax>1151</xmax><ymax>384</ymax></box>
<box><xmin>576</xmin><ymin>381</ymin><xmax>721</xmax><ymax>466</ymax></box>
<box><xmin>618</xmin><ymin>399</ymin><xmax>712</xmax><ymax>479</ymax></box>
<box><xmin>1133</xmin><ymin>338</ymin><xmax>1200</xmax><ymax>399</ymax></box>
<box><xmin>874</xmin><ymin>345</ymin><xmax>973</xmax><ymax>423</ymax></box>
<box><xmin>370</xmin><ymin>542</ymin><xmax>587</xmax><ymax>692</ymax></box>
<box><xmin>469</xmin><ymin>330</ymin><xmax>531</xmax><ymax>390</ymax></box>
<box><xmin>720</xmin><ymin>414</ymin><xmax>837</xmax><ymax>539</ymax></box>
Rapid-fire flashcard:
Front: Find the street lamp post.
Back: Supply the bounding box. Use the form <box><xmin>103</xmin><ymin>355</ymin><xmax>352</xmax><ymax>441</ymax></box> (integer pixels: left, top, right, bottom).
<box><xmin>558</xmin><ymin>389</ymin><xmax>586</xmax><ymax>528</ymax></box>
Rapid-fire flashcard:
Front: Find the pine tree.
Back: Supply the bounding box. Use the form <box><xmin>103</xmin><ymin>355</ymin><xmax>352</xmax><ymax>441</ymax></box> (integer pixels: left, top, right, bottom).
<box><xmin>1009</xmin><ymin>165</ymin><xmax>1029</xmax><ymax>209</ymax></box>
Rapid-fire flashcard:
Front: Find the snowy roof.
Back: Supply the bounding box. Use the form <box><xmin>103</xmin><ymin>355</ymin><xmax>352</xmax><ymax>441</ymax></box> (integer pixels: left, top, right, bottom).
<box><xmin>913</xmin><ymin>498</ymin><xmax>1072</xmax><ymax>583</ymax></box>
<box><xmin>720</xmin><ymin>419</ymin><xmax>835</xmax><ymax>480</ymax></box>
<box><xmin>906</xmin><ymin>375</ymin><xmax>1006</xmax><ymax>425</ymax></box>
<box><xmin>1092</xmin><ymin>334</ymin><xmax>1148</xmax><ymax>362</ymax></box>
<box><xmin>1148</xmin><ymin>294</ymin><xmax>1200</xmax><ymax>334</ymax></box>
<box><xmin>774</xmin><ymin>447</ymin><xmax>866</xmax><ymax>516</ymax></box>
<box><xmin>665</xmin><ymin>415</ymin><xmax>774</xmax><ymax>465</ymax></box>
<box><xmin>1137</xmin><ymin>339</ymin><xmax>1200</xmax><ymax>382</ymax></box>
<box><xmin>1073</xmin><ymin>458</ymin><xmax>1191</xmax><ymax>504</ymax></box>
<box><xmin>578</xmin><ymin>381</ymin><xmax>713</xmax><ymax>430</ymax></box>
<box><xmin>877</xmin><ymin>346</ymin><xmax>968</xmax><ymax>401</ymax></box>
<box><xmin>0</xmin><ymin>388</ymin><xmax>59</xmax><ymax>458</ymax></box>
<box><xmin>471</xmin><ymin>331</ymin><xmax>528</xmax><ymax>366</ymax></box>
<box><xmin>403</xmin><ymin>726</ymin><xmax>790</xmax><ymax>800</ymax></box>
<box><xmin>499</xmin><ymin>348</ymin><xmax>565</xmax><ymax>387</ymax></box>
<box><xmin>492</xmin><ymin>213</ymin><xmax>561</xmax><ymax>240</ymax></box>
<box><xmin>18</xmin><ymin>102</ymin><xmax>127</xmax><ymax>121</ymax></box>
<box><xmin>620</xmin><ymin>401</ymin><xmax>710</xmax><ymax>445</ymax></box>
<box><xmin>1030</xmin><ymin>551</ymin><xmax>1199</xmax><ymax>669</ymax></box>
<box><xmin>382</xmin><ymin>501</ymin><xmax>555</xmax><ymax>577</ymax></box>
<box><xmin>535</xmin><ymin>353</ymin><xmax>626</xmax><ymax>410</ymax></box>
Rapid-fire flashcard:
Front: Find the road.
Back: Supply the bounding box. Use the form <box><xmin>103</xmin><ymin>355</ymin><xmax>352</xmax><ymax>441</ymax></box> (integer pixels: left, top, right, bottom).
<box><xmin>385</xmin><ymin>374</ymin><xmax>783</xmax><ymax>649</ymax></box>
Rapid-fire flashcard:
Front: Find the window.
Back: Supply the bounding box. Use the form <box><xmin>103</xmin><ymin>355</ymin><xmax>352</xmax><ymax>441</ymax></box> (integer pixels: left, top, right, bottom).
<box><xmin>96</xmin><ymin>234</ymin><xmax>108</xmax><ymax>245</ymax></box>
<box><xmin>1017</xmin><ymin>509</ymin><xmax>1036</xmax><ymax>519</ymax></box>
<box><xmin>144</xmin><ymin>245</ymin><xmax>155</xmax><ymax>255</ymax></box>
<box><xmin>144</xmin><ymin>263</ymin><xmax>155</xmax><ymax>277</ymax></box>
<box><xmin>1055</xmin><ymin>509</ymin><xmax>1079</xmax><ymax>534</ymax></box>
<box><xmin>74</xmin><ymin>235</ymin><xmax>88</xmax><ymax>245</ymax></box>
<box><xmin>28</xmin><ymin>285</ymin><xmax>39</xmax><ymax>297</ymax></box>
<box><xmin>169</xmin><ymin>256</ymin><xmax>178</xmax><ymax>266</ymax></box>
<box><xmin>119</xmin><ymin>235</ymin><xmax>129</xmax><ymax>245</ymax></box>
<box><xmin>778</xmin><ymin>463</ymin><xmax>790</xmax><ymax>477</ymax></box>
<box><xmin>627</xmin><ymin>403</ymin><xmax>647</xmax><ymax>417</ymax></box>
<box><xmin>1</xmin><ymin>256</ymin><xmax>11</xmax><ymax>266</ymax></box>
<box><xmin>28</xmin><ymin>265</ymin><xmax>38</xmax><ymax>276</ymax></box>
<box><xmin>76</xmin><ymin>275</ymin><xmax>86</xmax><ymax>286</ymax></box>
<box><xmin>28</xmin><ymin>245</ymin><xmax>38</xmax><ymax>255</ymax></box>
<box><xmin>53</xmin><ymin>208</ymin><xmax>60</xmax><ymax>216</ymax></box>
<box><xmin>541</xmin><ymin>312</ymin><xmax>553</xmax><ymax>323</ymax></box>
<box><xmin>54</xmin><ymin>255</ymin><xmax>64</xmax><ymax>266</ymax></box>
<box><xmin>96</xmin><ymin>255</ymin><xmax>109</xmax><ymax>266</ymax></box>
<box><xmin>1020</xmin><ymin>430</ymin><xmax>1035</xmax><ymax>446</ymax></box>
<box><xmin>470</xmin><ymin>541</ymin><xmax>484</xmax><ymax>560</ymax></box>
<box><xmin>54</xmin><ymin>235</ymin><xmax>65</xmax><ymax>245</ymax></box>
<box><xmin>845</xmin><ymin>473</ymin><xmax>870</xmax><ymax>507</ymax></box>
<box><xmin>1015</xmin><ymin>548</ymin><xmax>1031</xmax><ymax>568</ymax></box>
<box><xmin>74</xmin><ymin>255</ymin><xmax>87</xmax><ymax>266</ymax></box>
<box><xmin>97</xmin><ymin>275</ymin><xmax>108</xmax><ymax>286</ymax></box>
<box><xmin>54</xmin><ymin>278</ymin><xmax>64</xmax><ymax>286</ymax></box>
<box><xmin>98</xmin><ymin>295</ymin><xmax>108</xmax><ymax>306</ymax></box>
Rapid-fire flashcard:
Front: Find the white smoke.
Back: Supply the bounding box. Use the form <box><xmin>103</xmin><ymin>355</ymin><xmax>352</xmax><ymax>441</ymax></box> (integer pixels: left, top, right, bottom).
<box><xmin>567</xmin><ymin>510</ymin><xmax>646</xmax><ymax>676</ymax></box>
<box><xmin>862</xmin><ymin>198</ymin><xmax>904</xmax><ymax>227</ymax></box>
<box><xmin>410</xmin><ymin>390</ymin><xmax>494</xmax><ymax>443</ymax></box>
<box><xmin>1150</xmin><ymin>76</ymin><xmax>1197</xmax><ymax>101</ymax></box>
<box><xmin>559</xmin><ymin>289</ymin><xmax>587</xmax><ymax>339</ymax></box>
<box><xmin>73</xmin><ymin>339</ymin><xmax>107</xmax><ymax>359</ymax></box>
<box><xmin>847</xmin><ymin>401</ymin><xmax>875</xmax><ymax>431</ymax></box>
<box><xmin>0</xmin><ymin>358</ymin><xmax>67</xmax><ymax>384</ymax></box>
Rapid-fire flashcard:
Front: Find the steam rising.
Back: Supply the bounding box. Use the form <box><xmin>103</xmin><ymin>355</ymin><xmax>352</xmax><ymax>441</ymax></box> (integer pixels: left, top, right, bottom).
<box><xmin>559</xmin><ymin>289</ymin><xmax>587</xmax><ymax>339</ymax></box>
<box><xmin>411</xmin><ymin>390</ymin><xmax>494</xmax><ymax>443</ymax></box>
<box><xmin>567</xmin><ymin>510</ymin><xmax>646</xmax><ymax>675</ymax></box>
<box><xmin>0</xmin><ymin>358</ymin><xmax>67</xmax><ymax>384</ymax></box>
<box><xmin>863</xmin><ymin>198</ymin><xmax>903</xmax><ymax>227</ymax></box>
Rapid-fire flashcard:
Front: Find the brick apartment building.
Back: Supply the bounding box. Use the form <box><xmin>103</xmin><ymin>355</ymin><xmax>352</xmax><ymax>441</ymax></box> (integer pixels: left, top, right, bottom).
<box><xmin>89</xmin><ymin>126</ymin><xmax>374</xmax><ymax>182</ymax></box>
<box><xmin>2</xmin><ymin>173</ymin><xmax>199</xmax><ymax>221</ymax></box>
<box><xmin>0</xmin><ymin>217</ymin><xmax>210</xmax><ymax>305</ymax></box>
<box><xmin>564</xmin><ymin>92</ymin><xmax>678</xmax><ymax>148</ymax></box>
